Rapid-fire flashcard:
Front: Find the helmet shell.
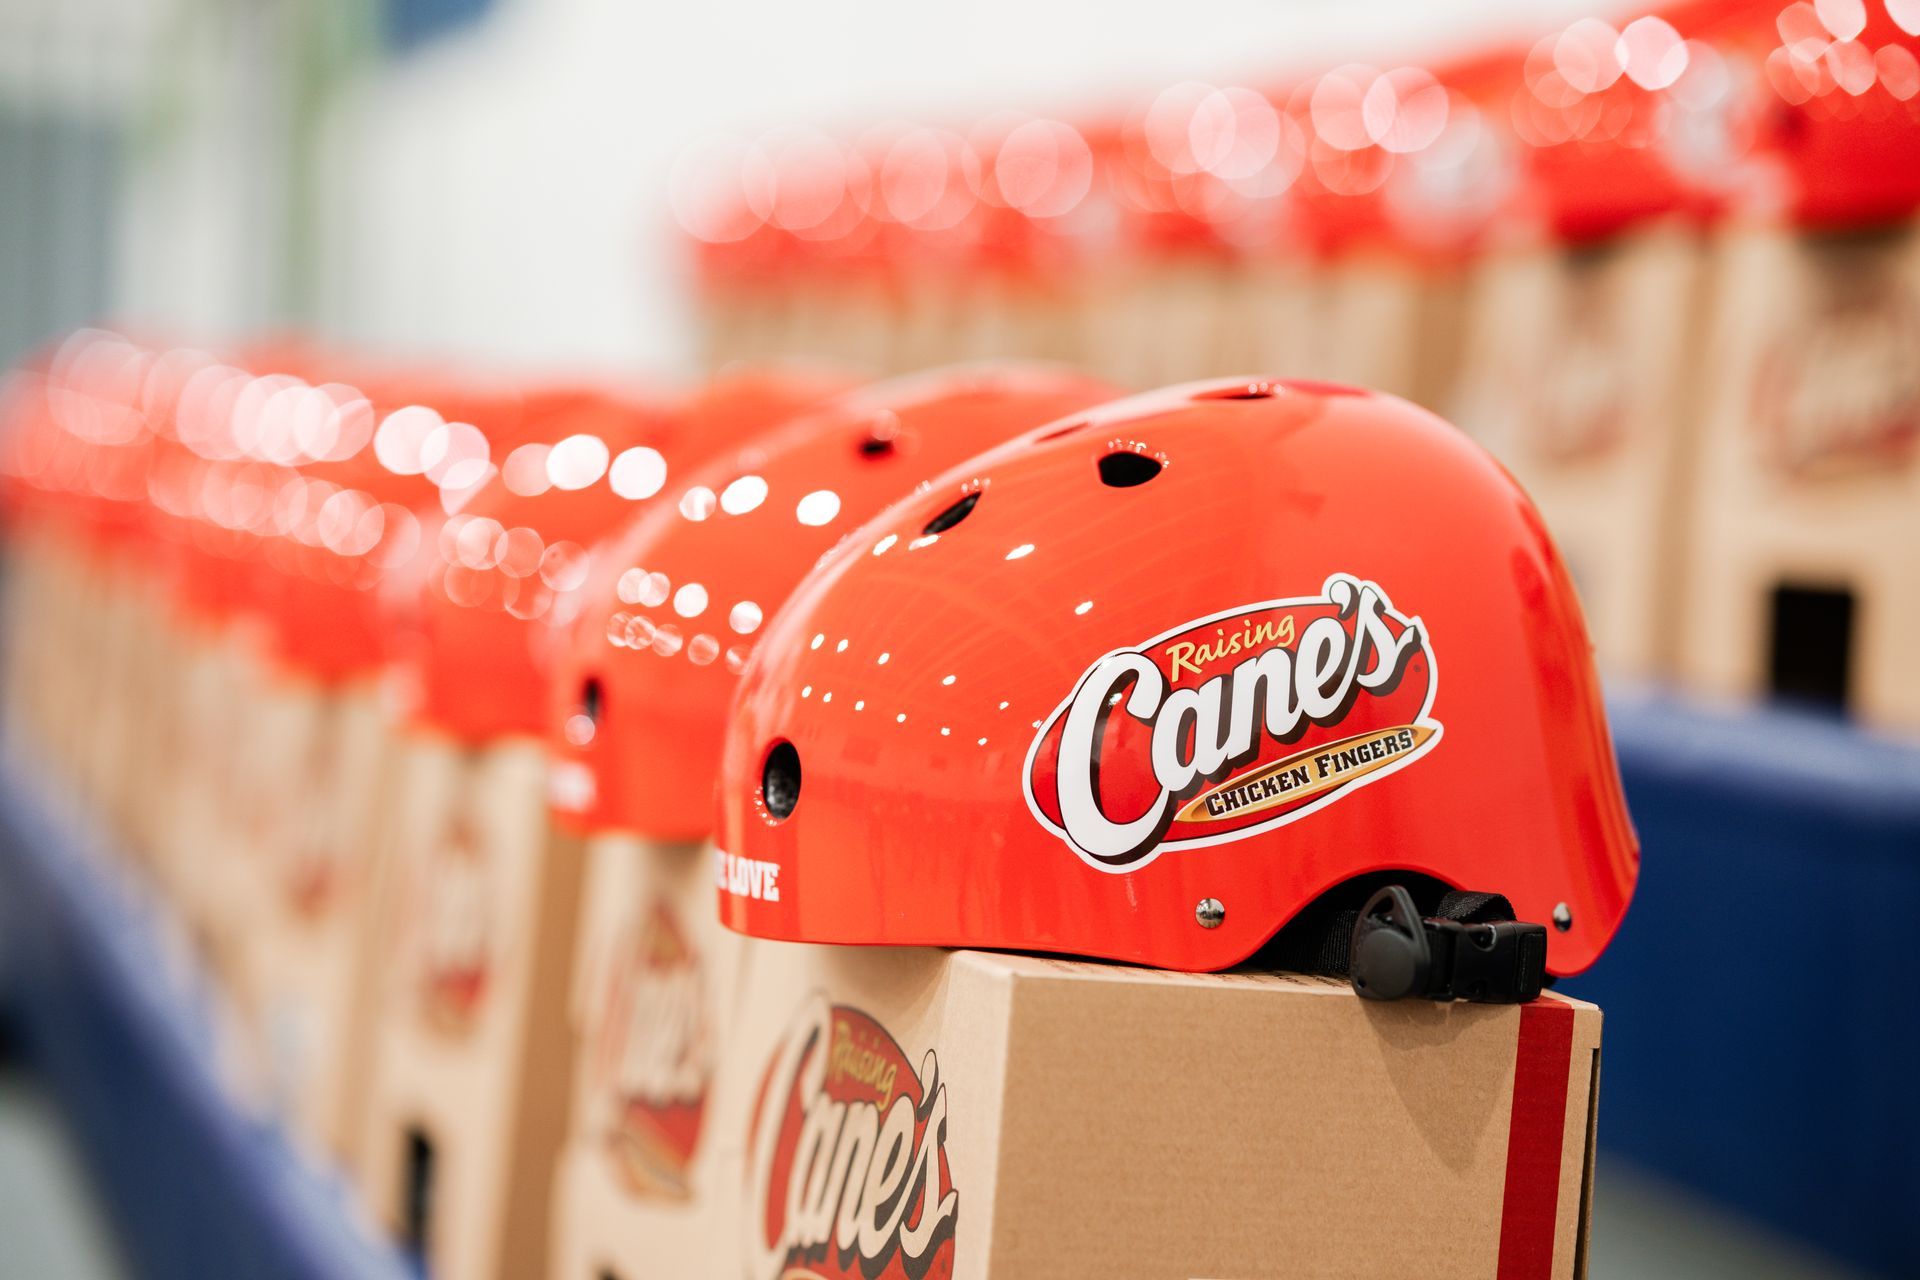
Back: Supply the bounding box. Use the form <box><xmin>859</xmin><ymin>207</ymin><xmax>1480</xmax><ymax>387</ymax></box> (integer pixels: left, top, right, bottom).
<box><xmin>245</xmin><ymin>373</ymin><xmax>540</xmax><ymax>685</ymax></box>
<box><xmin>715</xmin><ymin>378</ymin><xmax>1638</xmax><ymax>974</ymax></box>
<box><xmin>549</xmin><ymin>364</ymin><xmax>1120</xmax><ymax>839</ymax></box>
<box><xmin>410</xmin><ymin>370</ymin><xmax>859</xmax><ymax>742</ymax></box>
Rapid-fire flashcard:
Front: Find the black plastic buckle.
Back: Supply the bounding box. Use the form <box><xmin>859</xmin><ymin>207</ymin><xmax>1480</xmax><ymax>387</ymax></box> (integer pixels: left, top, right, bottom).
<box><xmin>1349</xmin><ymin>885</ymin><xmax>1547</xmax><ymax>1004</ymax></box>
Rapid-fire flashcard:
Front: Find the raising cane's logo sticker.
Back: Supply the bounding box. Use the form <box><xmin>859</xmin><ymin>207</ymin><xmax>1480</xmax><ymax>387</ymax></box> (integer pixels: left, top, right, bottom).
<box><xmin>590</xmin><ymin>901</ymin><xmax>710</xmax><ymax>1199</ymax></box>
<box><xmin>1024</xmin><ymin>574</ymin><xmax>1441</xmax><ymax>871</ymax></box>
<box><xmin>747</xmin><ymin>997</ymin><xmax>958</xmax><ymax>1280</ymax></box>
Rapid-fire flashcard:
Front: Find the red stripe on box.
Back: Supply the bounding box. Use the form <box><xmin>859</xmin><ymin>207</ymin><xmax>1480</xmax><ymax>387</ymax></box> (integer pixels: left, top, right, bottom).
<box><xmin>1495</xmin><ymin>998</ymin><xmax>1576</xmax><ymax>1279</ymax></box>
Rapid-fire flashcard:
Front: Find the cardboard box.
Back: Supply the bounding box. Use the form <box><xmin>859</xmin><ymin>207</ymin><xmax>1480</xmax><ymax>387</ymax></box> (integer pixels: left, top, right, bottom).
<box><xmin>204</xmin><ymin>675</ymin><xmax>331</xmax><ymax>984</ymax></box>
<box><xmin>887</xmin><ymin>276</ymin><xmax>969</xmax><ymax>377</ymax></box>
<box><xmin>153</xmin><ymin>662</ymin><xmax>340</xmax><ymax>1118</ymax></box>
<box><xmin>60</xmin><ymin>553</ymin><xmax>194</xmax><ymax>859</ymax></box>
<box><xmin>1678</xmin><ymin>218</ymin><xmax>1920</xmax><ymax>724</ymax></box>
<box><xmin>1308</xmin><ymin>254</ymin><xmax>1463</xmax><ymax>411</ymax></box>
<box><xmin>14</xmin><ymin>536</ymin><xmax>96</xmax><ymax>788</ymax></box>
<box><xmin>0</xmin><ymin>531</ymin><xmax>58</xmax><ymax>763</ymax></box>
<box><xmin>148</xmin><ymin>624</ymin><xmax>254</xmax><ymax>925</ymax></box>
<box><xmin>115</xmin><ymin>584</ymin><xmax>189</xmax><ymax>859</ymax></box>
<box><xmin>554</xmin><ymin>836</ymin><xmax>1601</xmax><ymax>1280</ymax></box>
<box><xmin>242</xmin><ymin>681</ymin><xmax>403</xmax><ymax>1155</ymax></box>
<box><xmin>356</xmin><ymin>735</ymin><xmax>578</xmax><ymax>1280</ymax></box>
<box><xmin>563</xmin><ymin>836</ymin><xmax>736</xmax><ymax>1196</ymax></box>
<box><xmin>1449</xmin><ymin>223</ymin><xmax>1705</xmax><ymax>678</ymax></box>
<box><xmin>1228</xmin><ymin>258</ymin><xmax>1324</xmax><ymax>386</ymax></box>
<box><xmin>812</xmin><ymin>276</ymin><xmax>900</xmax><ymax>373</ymax></box>
<box><xmin>69</xmin><ymin>556</ymin><xmax>133</xmax><ymax>808</ymax></box>
<box><xmin>1089</xmin><ymin>258</ymin><xmax>1240</xmax><ymax>390</ymax></box>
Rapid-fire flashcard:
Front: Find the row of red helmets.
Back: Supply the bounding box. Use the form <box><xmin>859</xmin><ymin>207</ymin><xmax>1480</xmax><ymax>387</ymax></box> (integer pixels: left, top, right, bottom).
<box><xmin>538</xmin><ymin>367</ymin><xmax>1638</xmax><ymax>983</ymax></box>
<box><xmin>680</xmin><ymin>0</ymin><xmax>1920</xmax><ymax>293</ymax></box>
<box><xmin>0</xmin><ymin>340</ymin><xmax>1639</xmax><ymax>982</ymax></box>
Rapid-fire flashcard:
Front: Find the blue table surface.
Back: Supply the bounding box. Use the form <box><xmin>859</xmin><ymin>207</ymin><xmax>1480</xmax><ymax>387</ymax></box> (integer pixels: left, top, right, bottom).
<box><xmin>1563</xmin><ymin>689</ymin><xmax>1920</xmax><ymax>1279</ymax></box>
<box><xmin>0</xmin><ymin>759</ymin><xmax>411</xmax><ymax>1280</ymax></box>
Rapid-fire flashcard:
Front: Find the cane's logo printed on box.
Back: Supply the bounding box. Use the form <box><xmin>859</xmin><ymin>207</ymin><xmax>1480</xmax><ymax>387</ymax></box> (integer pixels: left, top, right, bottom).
<box><xmin>1024</xmin><ymin>574</ymin><xmax>1441</xmax><ymax>871</ymax></box>
<box><xmin>418</xmin><ymin>810</ymin><xmax>491</xmax><ymax>1035</ymax></box>
<box><xmin>239</xmin><ymin>701</ymin><xmax>341</xmax><ymax>921</ymax></box>
<box><xmin>1756</xmin><ymin>272</ymin><xmax>1920</xmax><ymax>475</ymax></box>
<box><xmin>747</xmin><ymin>997</ymin><xmax>958</xmax><ymax>1280</ymax></box>
<box><xmin>1527</xmin><ymin>257</ymin><xmax>1630</xmax><ymax>466</ymax></box>
<box><xmin>283</xmin><ymin>708</ymin><xmax>344</xmax><ymax>920</ymax></box>
<box><xmin>592</xmin><ymin>901</ymin><xmax>709</xmax><ymax>1199</ymax></box>
<box><xmin>1532</xmin><ymin>328</ymin><xmax>1627</xmax><ymax>465</ymax></box>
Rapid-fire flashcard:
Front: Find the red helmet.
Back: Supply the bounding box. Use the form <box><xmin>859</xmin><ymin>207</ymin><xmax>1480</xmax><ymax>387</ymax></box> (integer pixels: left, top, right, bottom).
<box><xmin>408</xmin><ymin>370</ymin><xmax>857</xmax><ymax>743</ymax></box>
<box><xmin>715</xmin><ymin>377</ymin><xmax>1639</xmax><ymax>978</ymax></box>
<box><xmin>548</xmin><ymin>364</ymin><xmax>1121</xmax><ymax>839</ymax></box>
<box><xmin>189</xmin><ymin>366</ymin><xmax>542</xmax><ymax>685</ymax></box>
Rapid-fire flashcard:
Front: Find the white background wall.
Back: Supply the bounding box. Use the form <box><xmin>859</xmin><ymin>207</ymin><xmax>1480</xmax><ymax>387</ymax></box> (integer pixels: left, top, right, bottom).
<box><xmin>16</xmin><ymin>0</ymin><xmax>1635</xmax><ymax>375</ymax></box>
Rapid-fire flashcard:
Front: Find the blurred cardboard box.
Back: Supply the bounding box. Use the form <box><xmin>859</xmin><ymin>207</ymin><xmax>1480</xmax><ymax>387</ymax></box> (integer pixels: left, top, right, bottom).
<box><xmin>1679</xmin><ymin>219</ymin><xmax>1920</xmax><ymax>724</ymax></box>
<box><xmin>74</xmin><ymin>558</ymin><xmax>144</xmax><ymax>835</ymax></box>
<box><xmin>1096</xmin><ymin>255</ymin><xmax>1242</xmax><ymax>389</ymax></box>
<box><xmin>355</xmin><ymin>736</ymin><xmax>575</xmax><ymax>1280</ymax></box>
<box><xmin>117</xmin><ymin>581</ymin><xmax>190</xmax><ymax>858</ymax></box>
<box><xmin>243</xmin><ymin>681</ymin><xmax>400</xmax><ymax>1154</ymax></box>
<box><xmin>564</xmin><ymin>836</ymin><xmax>728</xmax><ymax>1196</ymax></box>
<box><xmin>1230</xmin><ymin>258</ymin><xmax>1326</xmax><ymax>387</ymax></box>
<box><xmin>158</xmin><ymin>629</ymin><xmax>275</xmax><ymax>978</ymax></box>
<box><xmin>1451</xmin><ymin>222</ymin><xmax>1704</xmax><ymax>678</ymax></box>
<box><xmin>180</xmin><ymin>667</ymin><xmax>334</xmax><ymax>1117</ymax></box>
<box><xmin>0</xmin><ymin>530</ymin><xmax>60</xmax><ymax>766</ymax></box>
<box><xmin>554</xmin><ymin>837</ymin><xmax>1600</xmax><ymax>1280</ymax></box>
<box><xmin>1309</xmin><ymin>253</ymin><xmax>1445</xmax><ymax>407</ymax></box>
<box><xmin>148</xmin><ymin>625</ymin><xmax>251</xmax><ymax>926</ymax></box>
<box><xmin>19</xmin><ymin>535</ymin><xmax>98</xmax><ymax>787</ymax></box>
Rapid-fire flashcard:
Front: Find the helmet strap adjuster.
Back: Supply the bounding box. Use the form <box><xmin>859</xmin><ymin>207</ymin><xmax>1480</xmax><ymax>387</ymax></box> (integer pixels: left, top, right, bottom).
<box><xmin>1349</xmin><ymin>885</ymin><xmax>1547</xmax><ymax>1004</ymax></box>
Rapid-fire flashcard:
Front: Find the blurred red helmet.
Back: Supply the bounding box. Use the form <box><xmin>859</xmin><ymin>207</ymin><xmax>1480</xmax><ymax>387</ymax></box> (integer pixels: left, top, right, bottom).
<box><xmin>715</xmin><ymin>377</ymin><xmax>1638</xmax><ymax>976</ymax></box>
<box><xmin>547</xmin><ymin>363</ymin><xmax>1121</xmax><ymax>839</ymax></box>
<box><xmin>410</xmin><ymin>369</ymin><xmax>858</xmax><ymax>742</ymax></box>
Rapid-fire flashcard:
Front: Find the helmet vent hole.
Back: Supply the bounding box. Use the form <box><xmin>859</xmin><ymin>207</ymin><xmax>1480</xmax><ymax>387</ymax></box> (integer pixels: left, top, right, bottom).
<box><xmin>762</xmin><ymin>741</ymin><xmax>802</xmax><ymax>821</ymax></box>
<box><xmin>1098</xmin><ymin>452</ymin><xmax>1163</xmax><ymax>488</ymax></box>
<box><xmin>1199</xmin><ymin>381</ymin><xmax>1277</xmax><ymax>401</ymax></box>
<box><xmin>922</xmin><ymin>491</ymin><xmax>980</xmax><ymax>535</ymax></box>
<box><xmin>858</xmin><ymin>433</ymin><xmax>896</xmax><ymax>459</ymax></box>
<box><xmin>580</xmin><ymin>676</ymin><xmax>605</xmax><ymax>725</ymax></box>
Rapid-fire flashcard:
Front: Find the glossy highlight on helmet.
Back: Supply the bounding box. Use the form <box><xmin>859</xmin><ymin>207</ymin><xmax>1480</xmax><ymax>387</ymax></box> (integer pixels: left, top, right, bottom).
<box><xmin>546</xmin><ymin>363</ymin><xmax>1120</xmax><ymax>839</ymax></box>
